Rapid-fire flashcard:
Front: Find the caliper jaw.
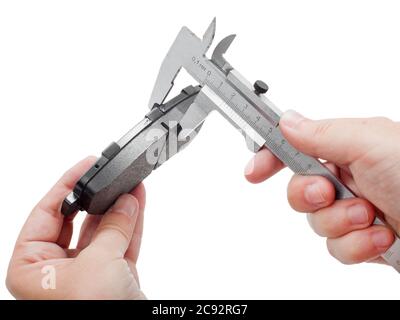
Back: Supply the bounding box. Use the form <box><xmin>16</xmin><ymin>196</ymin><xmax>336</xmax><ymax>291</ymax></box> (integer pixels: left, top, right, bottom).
<box><xmin>148</xmin><ymin>18</ymin><xmax>272</xmax><ymax>154</ymax></box>
<box><xmin>148</xmin><ymin>18</ymin><xmax>216</xmax><ymax>109</ymax></box>
<box><xmin>61</xmin><ymin>85</ymin><xmax>204</xmax><ymax>216</ymax></box>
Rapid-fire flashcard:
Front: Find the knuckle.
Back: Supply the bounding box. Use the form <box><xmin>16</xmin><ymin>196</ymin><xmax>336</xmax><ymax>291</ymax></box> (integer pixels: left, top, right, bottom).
<box><xmin>306</xmin><ymin>120</ymin><xmax>336</xmax><ymax>155</ymax></box>
<box><xmin>371</xmin><ymin>117</ymin><xmax>400</xmax><ymax>140</ymax></box>
<box><xmin>312</xmin><ymin>120</ymin><xmax>333</xmax><ymax>138</ymax></box>
<box><xmin>365</xmin><ymin>117</ymin><xmax>398</xmax><ymax>135</ymax></box>
<box><xmin>369</xmin><ymin>116</ymin><xmax>393</xmax><ymax>126</ymax></box>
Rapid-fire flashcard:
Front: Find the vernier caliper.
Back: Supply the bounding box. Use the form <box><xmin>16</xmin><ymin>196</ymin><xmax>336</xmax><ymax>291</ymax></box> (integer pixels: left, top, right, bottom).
<box><xmin>62</xmin><ymin>19</ymin><xmax>400</xmax><ymax>273</ymax></box>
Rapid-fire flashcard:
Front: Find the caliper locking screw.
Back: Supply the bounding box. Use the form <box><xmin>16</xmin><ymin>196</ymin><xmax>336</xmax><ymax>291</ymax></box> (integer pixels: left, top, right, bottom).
<box><xmin>253</xmin><ymin>80</ymin><xmax>269</xmax><ymax>95</ymax></box>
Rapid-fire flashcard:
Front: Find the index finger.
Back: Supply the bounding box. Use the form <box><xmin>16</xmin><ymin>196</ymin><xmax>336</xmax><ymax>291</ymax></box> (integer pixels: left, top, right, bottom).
<box><xmin>17</xmin><ymin>156</ymin><xmax>96</xmax><ymax>243</ymax></box>
<box><xmin>244</xmin><ymin>148</ymin><xmax>285</xmax><ymax>184</ymax></box>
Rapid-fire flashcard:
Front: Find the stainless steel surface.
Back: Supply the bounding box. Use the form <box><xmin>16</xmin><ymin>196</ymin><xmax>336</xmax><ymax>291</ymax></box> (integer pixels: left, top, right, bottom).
<box><xmin>211</xmin><ymin>34</ymin><xmax>236</xmax><ymax>72</ymax></box>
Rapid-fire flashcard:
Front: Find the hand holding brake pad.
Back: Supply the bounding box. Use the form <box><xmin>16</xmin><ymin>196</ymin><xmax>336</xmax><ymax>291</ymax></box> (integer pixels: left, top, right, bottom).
<box><xmin>62</xmin><ymin>85</ymin><xmax>202</xmax><ymax>216</ymax></box>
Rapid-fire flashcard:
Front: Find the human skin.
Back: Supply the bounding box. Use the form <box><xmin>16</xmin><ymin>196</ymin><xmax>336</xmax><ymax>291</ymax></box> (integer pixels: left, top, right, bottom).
<box><xmin>6</xmin><ymin>112</ymin><xmax>400</xmax><ymax>299</ymax></box>
<box><xmin>245</xmin><ymin>111</ymin><xmax>400</xmax><ymax>265</ymax></box>
<box><xmin>6</xmin><ymin>157</ymin><xmax>146</xmax><ymax>299</ymax></box>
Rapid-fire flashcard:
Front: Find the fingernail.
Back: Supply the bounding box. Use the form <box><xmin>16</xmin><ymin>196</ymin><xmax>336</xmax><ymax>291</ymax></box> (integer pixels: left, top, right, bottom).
<box><xmin>280</xmin><ymin>110</ymin><xmax>306</xmax><ymax>130</ymax></box>
<box><xmin>347</xmin><ymin>204</ymin><xmax>369</xmax><ymax>225</ymax></box>
<box><xmin>244</xmin><ymin>157</ymin><xmax>255</xmax><ymax>176</ymax></box>
<box><xmin>371</xmin><ymin>231</ymin><xmax>393</xmax><ymax>251</ymax></box>
<box><xmin>113</xmin><ymin>194</ymin><xmax>137</xmax><ymax>217</ymax></box>
<box><xmin>304</xmin><ymin>183</ymin><xmax>325</xmax><ymax>205</ymax></box>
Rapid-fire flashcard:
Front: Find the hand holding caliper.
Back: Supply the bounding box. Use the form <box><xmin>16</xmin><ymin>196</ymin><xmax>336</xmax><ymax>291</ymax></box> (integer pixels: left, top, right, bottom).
<box><xmin>246</xmin><ymin>112</ymin><xmax>400</xmax><ymax>268</ymax></box>
<box><xmin>61</xmin><ymin>19</ymin><xmax>400</xmax><ymax>273</ymax></box>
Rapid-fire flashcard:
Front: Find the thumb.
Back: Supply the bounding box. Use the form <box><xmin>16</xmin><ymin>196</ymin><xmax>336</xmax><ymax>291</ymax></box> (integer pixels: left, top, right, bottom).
<box><xmin>91</xmin><ymin>194</ymin><xmax>139</xmax><ymax>258</ymax></box>
<box><xmin>279</xmin><ymin>110</ymin><xmax>388</xmax><ymax>165</ymax></box>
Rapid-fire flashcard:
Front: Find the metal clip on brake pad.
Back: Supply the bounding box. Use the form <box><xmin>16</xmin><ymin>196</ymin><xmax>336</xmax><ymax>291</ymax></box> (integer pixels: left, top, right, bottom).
<box><xmin>61</xmin><ymin>85</ymin><xmax>201</xmax><ymax>216</ymax></box>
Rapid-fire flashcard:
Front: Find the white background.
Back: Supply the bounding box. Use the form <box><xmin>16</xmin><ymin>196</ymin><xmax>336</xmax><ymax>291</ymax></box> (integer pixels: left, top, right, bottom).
<box><xmin>1</xmin><ymin>0</ymin><xmax>400</xmax><ymax>299</ymax></box>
